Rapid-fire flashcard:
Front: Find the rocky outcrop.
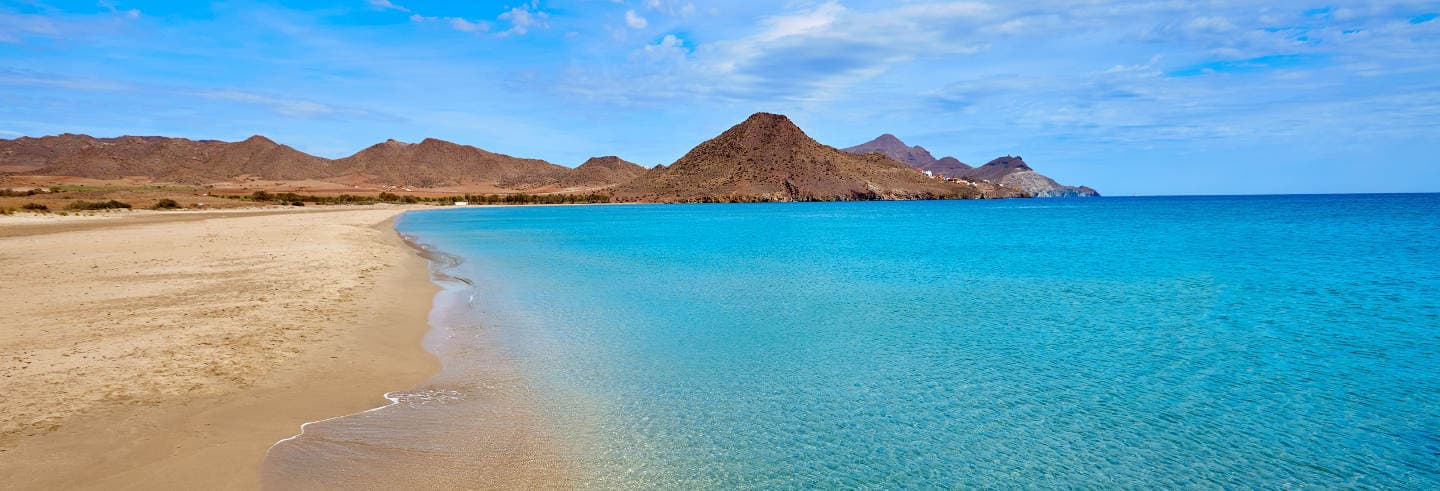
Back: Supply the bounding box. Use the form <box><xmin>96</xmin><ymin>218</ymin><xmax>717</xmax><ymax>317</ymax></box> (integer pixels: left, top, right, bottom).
<box><xmin>963</xmin><ymin>156</ymin><xmax>1099</xmax><ymax>197</ymax></box>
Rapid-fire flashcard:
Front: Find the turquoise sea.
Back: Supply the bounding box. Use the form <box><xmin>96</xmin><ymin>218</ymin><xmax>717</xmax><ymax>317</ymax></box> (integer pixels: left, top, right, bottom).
<box><xmin>274</xmin><ymin>194</ymin><xmax>1440</xmax><ymax>488</ymax></box>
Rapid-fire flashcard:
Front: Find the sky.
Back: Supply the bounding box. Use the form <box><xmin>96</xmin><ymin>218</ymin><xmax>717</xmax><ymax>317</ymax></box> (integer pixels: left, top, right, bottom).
<box><xmin>2</xmin><ymin>0</ymin><xmax>1438</xmax><ymax>195</ymax></box>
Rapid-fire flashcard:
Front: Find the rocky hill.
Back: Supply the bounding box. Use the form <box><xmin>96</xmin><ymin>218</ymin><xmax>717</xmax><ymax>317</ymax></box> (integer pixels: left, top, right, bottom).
<box><xmin>841</xmin><ymin>134</ymin><xmax>974</xmax><ymax>176</ymax></box>
<box><xmin>843</xmin><ymin>134</ymin><xmax>1098</xmax><ymax>197</ymax></box>
<box><xmin>616</xmin><ymin>113</ymin><xmax>1021</xmax><ymax>202</ymax></box>
<box><xmin>5</xmin><ymin>134</ymin><xmax>337</xmax><ymax>182</ymax></box>
<box><xmin>555</xmin><ymin>156</ymin><xmax>646</xmax><ymax>190</ymax></box>
<box><xmin>333</xmin><ymin>138</ymin><xmax>565</xmax><ymax>188</ymax></box>
<box><xmin>930</xmin><ymin>156</ymin><xmax>973</xmax><ymax>176</ymax></box>
<box><xmin>964</xmin><ymin>156</ymin><xmax>1099</xmax><ymax>198</ymax></box>
<box><xmin>0</xmin><ymin>134</ymin><xmax>570</xmax><ymax>189</ymax></box>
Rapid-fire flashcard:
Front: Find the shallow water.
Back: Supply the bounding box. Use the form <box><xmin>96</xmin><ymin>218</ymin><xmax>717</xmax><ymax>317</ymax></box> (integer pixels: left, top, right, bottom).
<box><xmin>272</xmin><ymin>195</ymin><xmax>1440</xmax><ymax>488</ymax></box>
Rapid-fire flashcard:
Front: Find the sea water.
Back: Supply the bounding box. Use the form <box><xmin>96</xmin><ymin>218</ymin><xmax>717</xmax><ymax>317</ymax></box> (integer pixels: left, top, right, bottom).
<box><xmin>278</xmin><ymin>195</ymin><xmax>1440</xmax><ymax>488</ymax></box>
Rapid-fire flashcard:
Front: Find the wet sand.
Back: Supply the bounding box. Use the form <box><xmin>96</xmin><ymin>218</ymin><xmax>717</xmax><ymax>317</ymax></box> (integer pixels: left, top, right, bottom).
<box><xmin>0</xmin><ymin>207</ymin><xmax>440</xmax><ymax>488</ymax></box>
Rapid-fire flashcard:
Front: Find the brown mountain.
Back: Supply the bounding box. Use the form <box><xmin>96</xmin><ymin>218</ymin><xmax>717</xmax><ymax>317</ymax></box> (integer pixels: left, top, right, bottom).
<box><xmin>616</xmin><ymin>113</ymin><xmax>1021</xmax><ymax>202</ymax></box>
<box><xmin>556</xmin><ymin>156</ymin><xmax>646</xmax><ymax>190</ymax></box>
<box><xmin>842</xmin><ymin>134</ymin><xmax>971</xmax><ymax>176</ymax></box>
<box><xmin>333</xmin><ymin>138</ymin><xmax>565</xmax><ymax>188</ymax></box>
<box><xmin>21</xmin><ymin>134</ymin><xmax>336</xmax><ymax>182</ymax></box>
<box><xmin>841</xmin><ymin>133</ymin><xmax>938</xmax><ymax>168</ymax></box>
<box><xmin>962</xmin><ymin>156</ymin><xmax>1100</xmax><ymax>197</ymax></box>
<box><xmin>0</xmin><ymin>134</ymin><xmax>118</xmax><ymax>171</ymax></box>
<box><xmin>2</xmin><ymin>134</ymin><xmax>569</xmax><ymax>189</ymax></box>
<box><xmin>931</xmin><ymin>156</ymin><xmax>973</xmax><ymax>175</ymax></box>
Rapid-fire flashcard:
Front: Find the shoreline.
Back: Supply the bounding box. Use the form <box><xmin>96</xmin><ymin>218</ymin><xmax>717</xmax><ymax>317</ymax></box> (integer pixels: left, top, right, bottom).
<box><xmin>0</xmin><ymin>206</ymin><xmax>441</xmax><ymax>488</ymax></box>
<box><xmin>260</xmin><ymin>212</ymin><xmax>573</xmax><ymax>487</ymax></box>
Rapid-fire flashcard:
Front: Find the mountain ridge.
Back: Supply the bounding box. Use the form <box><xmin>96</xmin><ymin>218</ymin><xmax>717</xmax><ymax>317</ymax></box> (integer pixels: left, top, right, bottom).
<box><xmin>2</xmin><ymin>115</ymin><xmax>1096</xmax><ymax>200</ymax></box>
<box><xmin>842</xmin><ymin>134</ymin><xmax>1099</xmax><ymax>197</ymax></box>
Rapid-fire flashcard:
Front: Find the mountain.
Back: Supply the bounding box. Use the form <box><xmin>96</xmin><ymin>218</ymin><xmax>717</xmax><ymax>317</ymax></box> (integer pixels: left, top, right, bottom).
<box><xmin>930</xmin><ymin>156</ymin><xmax>973</xmax><ymax>175</ymax></box>
<box><xmin>0</xmin><ymin>134</ymin><xmax>115</xmax><ymax>172</ymax></box>
<box><xmin>841</xmin><ymin>133</ymin><xmax>939</xmax><ymax>168</ymax></box>
<box><xmin>555</xmin><ymin>156</ymin><xmax>646</xmax><ymax>190</ymax></box>
<box><xmin>842</xmin><ymin>134</ymin><xmax>971</xmax><ymax>176</ymax></box>
<box><xmin>962</xmin><ymin>156</ymin><xmax>1099</xmax><ymax>197</ymax></box>
<box><xmin>962</xmin><ymin>155</ymin><xmax>1032</xmax><ymax>182</ymax></box>
<box><xmin>18</xmin><ymin>134</ymin><xmax>336</xmax><ymax>182</ymax></box>
<box><xmin>616</xmin><ymin>113</ymin><xmax>1021</xmax><ymax>202</ymax></box>
<box><xmin>1</xmin><ymin>134</ymin><xmax>568</xmax><ymax>189</ymax></box>
<box><xmin>333</xmin><ymin>138</ymin><xmax>565</xmax><ymax>188</ymax></box>
<box><xmin>843</xmin><ymin>134</ymin><xmax>1098</xmax><ymax>197</ymax></box>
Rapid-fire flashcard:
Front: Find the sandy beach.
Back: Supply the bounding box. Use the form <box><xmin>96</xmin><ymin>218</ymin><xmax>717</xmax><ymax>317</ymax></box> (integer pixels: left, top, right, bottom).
<box><xmin>0</xmin><ymin>207</ymin><xmax>440</xmax><ymax>489</ymax></box>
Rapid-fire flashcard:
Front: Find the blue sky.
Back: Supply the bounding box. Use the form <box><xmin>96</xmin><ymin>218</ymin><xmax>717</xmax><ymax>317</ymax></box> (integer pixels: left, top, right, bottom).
<box><xmin>2</xmin><ymin>1</ymin><xmax>1438</xmax><ymax>195</ymax></box>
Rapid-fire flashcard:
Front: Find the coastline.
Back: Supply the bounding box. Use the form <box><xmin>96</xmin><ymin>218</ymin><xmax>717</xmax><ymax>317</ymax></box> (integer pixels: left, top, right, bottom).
<box><xmin>261</xmin><ymin>213</ymin><xmax>574</xmax><ymax>488</ymax></box>
<box><xmin>0</xmin><ymin>207</ymin><xmax>441</xmax><ymax>488</ymax></box>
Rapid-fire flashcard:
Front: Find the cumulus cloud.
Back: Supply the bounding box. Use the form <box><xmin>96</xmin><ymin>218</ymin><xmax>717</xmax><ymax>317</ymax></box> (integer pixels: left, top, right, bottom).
<box><xmin>497</xmin><ymin>2</ymin><xmax>548</xmax><ymax>37</ymax></box>
<box><xmin>642</xmin><ymin>34</ymin><xmax>686</xmax><ymax>60</ymax></box>
<box><xmin>625</xmin><ymin>10</ymin><xmax>648</xmax><ymax>29</ymax></box>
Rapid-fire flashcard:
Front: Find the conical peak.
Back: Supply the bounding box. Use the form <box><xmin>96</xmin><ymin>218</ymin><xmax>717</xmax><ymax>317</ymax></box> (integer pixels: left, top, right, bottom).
<box><xmin>874</xmin><ymin>133</ymin><xmax>904</xmax><ymax>145</ymax></box>
<box><xmin>725</xmin><ymin>112</ymin><xmax>810</xmax><ymax>142</ymax></box>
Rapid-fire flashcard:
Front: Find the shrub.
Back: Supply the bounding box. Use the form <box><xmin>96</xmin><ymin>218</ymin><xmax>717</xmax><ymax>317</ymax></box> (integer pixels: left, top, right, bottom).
<box><xmin>0</xmin><ymin>207</ymin><xmax>12</xmax><ymax>215</ymax></box>
<box><xmin>0</xmin><ymin>188</ymin><xmax>48</xmax><ymax>197</ymax></box>
<box><xmin>151</xmin><ymin>198</ymin><xmax>181</xmax><ymax>210</ymax></box>
<box><xmin>66</xmin><ymin>200</ymin><xmax>133</xmax><ymax>211</ymax></box>
<box><xmin>20</xmin><ymin>202</ymin><xmax>49</xmax><ymax>211</ymax></box>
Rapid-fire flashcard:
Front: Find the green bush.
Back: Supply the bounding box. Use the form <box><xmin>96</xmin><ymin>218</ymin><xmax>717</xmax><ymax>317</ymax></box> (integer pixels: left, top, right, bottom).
<box><xmin>20</xmin><ymin>202</ymin><xmax>49</xmax><ymax>211</ymax></box>
<box><xmin>66</xmin><ymin>200</ymin><xmax>133</xmax><ymax>211</ymax></box>
<box><xmin>151</xmin><ymin>198</ymin><xmax>181</xmax><ymax>210</ymax></box>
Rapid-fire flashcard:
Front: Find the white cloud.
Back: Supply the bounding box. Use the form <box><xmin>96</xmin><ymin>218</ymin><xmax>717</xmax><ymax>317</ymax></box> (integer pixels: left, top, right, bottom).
<box><xmin>450</xmin><ymin>17</ymin><xmax>488</xmax><ymax>32</ymax></box>
<box><xmin>409</xmin><ymin>13</ymin><xmax>489</xmax><ymax>33</ymax></box>
<box><xmin>645</xmin><ymin>0</ymin><xmax>695</xmax><ymax>18</ymax></box>
<box><xmin>97</xmin><ymin>0</ymin><xmax>141</xmax><ymax>18</ymax></box>
<box><xmin>0</xmin><ymin>70</ymin><xmax>130</xmax><ymax>91</ymax></box>
<box><xmin>368</xmin><ymin>0</ymin><xmax>410</xmax><ymax>13</ymax></box>
<box><xmin>625</xmin><ymin>10</ymin><xmax>648</xmax><ymax>29</ymax></box>
<box><xmin>0</xmin><ymin>14</ymin><xmax>59</xmax><ymax>43</ymax></box>
<box><xmin>642</xmin><ymin>34</ymin><xmax>686</xmax><ymax>61</ymax></box>
<box><xmin>196</xmin><ymin>90</ymin><xmax>339</xmax><ymax>117</ymax></box>
<box><xmin>668</xmin><ymin>1</ymin><xmax>992</xmax><ymax>100</ymax></box>
<box><xmin>497</xmin><ymin>2</ymin><xmax>548</xmax><ymax>37</ymax></box>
